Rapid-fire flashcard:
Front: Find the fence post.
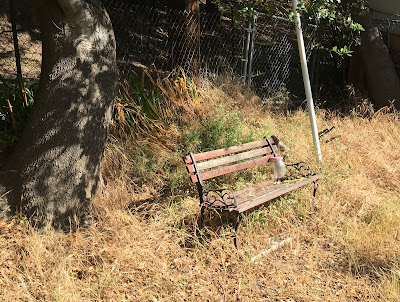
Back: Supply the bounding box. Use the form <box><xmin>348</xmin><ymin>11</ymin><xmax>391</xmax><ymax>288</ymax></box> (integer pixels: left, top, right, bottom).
<box><xmin>242</xmin><ymin>16</ymin><xmax>251</xmax><ymax>81</ymax></box>
<box><xmin>247</xmin><ymin>12</ymin><xmax>256</xmax><ymax>85</ymax></box>
<box><xmin>9</xmin><ymin>0</ymin><xmax>27</xmax><ymax>106</ymax></box>
<box><xmin>309</xmin><ymin>48</ymin><xmax>317</xmax><ymax>87</ymax></box>
<box><xmin>230</xmin><ymin>5</ymin><xmax>235</xmax><ymax>78</ymax></box>
<box><xmin>9</xmin><ymin>0</ymin><xmax>22</xmax><ymax>81</ymax></box>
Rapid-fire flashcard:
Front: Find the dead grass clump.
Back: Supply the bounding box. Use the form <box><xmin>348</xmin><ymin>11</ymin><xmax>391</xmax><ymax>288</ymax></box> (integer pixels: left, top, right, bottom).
<box><xmin>311</xmin><ymin>106</ymin><xmax>400</xmax><ymax>277</ymax></box>
<box><xmin>112</xmin><ymin>69</ymin><xmax>203</xmax><ymax>148</ymax></box>
<box><xmin>201</xmin><ymin>74</ymin><xmax>262</xmax><ymax>114</ymax></box>
<box><xmin>378</xmin><ymin>268</ymin><xmax>400</xmax><ymax>301</ymax></box>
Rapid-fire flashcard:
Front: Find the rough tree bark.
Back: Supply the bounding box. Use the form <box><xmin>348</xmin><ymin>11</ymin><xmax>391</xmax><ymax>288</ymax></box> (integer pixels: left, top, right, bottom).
<box><xmin>351</xmin><ymin>6</ymin><xmax>400</xmax><ymax>109</ymax></box>
<box><xmin>0</xmin><ymin>0</ymin><xmax>118</xmax><ymax>229</ymax></box>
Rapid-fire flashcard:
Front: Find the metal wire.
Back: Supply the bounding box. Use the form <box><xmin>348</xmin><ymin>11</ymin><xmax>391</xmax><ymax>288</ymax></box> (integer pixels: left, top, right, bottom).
<box><xmin>1</xmin><ymin>1</ymin><xmax>318</xmax><ymax>101</ymax></box>
<box><xmin>0</xmin><ymin>5</ymin><xmax>41</xmax><ymax>85</ymax></box>
<box><xmin>249</xmin><ymin>14</ymin><xmax>316</xmax><ymax>101</ymax></box>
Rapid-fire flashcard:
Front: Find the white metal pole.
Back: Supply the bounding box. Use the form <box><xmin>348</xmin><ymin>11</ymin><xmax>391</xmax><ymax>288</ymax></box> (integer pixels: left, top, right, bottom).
<box><xmin>292</xmin><ymin>0</ymin><xmax>322</xmax><ymax>163</ymax></box>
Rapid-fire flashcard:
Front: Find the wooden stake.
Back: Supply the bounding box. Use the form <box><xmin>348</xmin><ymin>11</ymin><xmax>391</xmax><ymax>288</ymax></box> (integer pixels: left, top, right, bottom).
<box><xmin>7</xmin><ymin>99</ymin><xmax>18</xmax><ymax>134</ymax></box>
<box><xmin>251</xmin><ymin>237</ymin><xmax>293</xmax><ymax>263</ymax></box>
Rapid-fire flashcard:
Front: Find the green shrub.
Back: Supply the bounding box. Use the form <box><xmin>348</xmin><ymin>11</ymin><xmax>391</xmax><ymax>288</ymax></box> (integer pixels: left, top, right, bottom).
<box><xmin>0</xmin><ymin>81</ymin><xmax>36</xmax><ymax>150</ymax></box>
<box><xmin>179</xmin><ymin>106</ymin><xmax>259</xmax><ymax>154</ymax></box>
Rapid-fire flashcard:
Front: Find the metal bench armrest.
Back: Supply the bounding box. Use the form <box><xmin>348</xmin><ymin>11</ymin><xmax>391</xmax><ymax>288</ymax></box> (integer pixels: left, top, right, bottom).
<box><xmin>200</xmin><ymin>186</ymin><xmax>237</xmax><ymax>211</ymax></box>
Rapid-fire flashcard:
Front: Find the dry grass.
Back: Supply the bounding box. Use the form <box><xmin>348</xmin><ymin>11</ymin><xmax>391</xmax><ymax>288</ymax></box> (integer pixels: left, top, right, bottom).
<box><xmin>1</xmin><ymin>77</ymin><xmax>400</xmax><ymax>301</ymax></box>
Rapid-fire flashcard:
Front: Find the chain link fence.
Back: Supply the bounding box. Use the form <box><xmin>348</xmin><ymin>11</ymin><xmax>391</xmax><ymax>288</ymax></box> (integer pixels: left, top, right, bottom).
<box><xmin>105</xmin><ymin>1</ymin><xmax>316</xmax><ymax>100</ymax></box>
<box><xmin>1</xmin><ymin>0</ymin><xmax>319</xmax><ymax>101</ymax></box>
<box><xmin>248</xmin><ymin>14</ymin><xmax>316</xmax><ymax>100</ymax></box>
<box><xmin>0</xmin><ymin>0</ymin><xmax>41</xmax><ymax>84</ymax></box>
<box><xmin>0</xmin><ymin>10</ymin><xmax>17</xmax><ymax>82</ymax></box>
<box><xmin>105</xmin><ymin>1</ymin><xmax>244</xmax><ymax>78</ymax></box>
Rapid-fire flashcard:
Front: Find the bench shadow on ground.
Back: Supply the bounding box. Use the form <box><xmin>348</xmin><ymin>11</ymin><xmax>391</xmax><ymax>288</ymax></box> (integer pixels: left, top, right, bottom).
<box><xmin>127</xmin><ymin>193</ymin><xmax>248</xmax><ymax>248</ymax></box>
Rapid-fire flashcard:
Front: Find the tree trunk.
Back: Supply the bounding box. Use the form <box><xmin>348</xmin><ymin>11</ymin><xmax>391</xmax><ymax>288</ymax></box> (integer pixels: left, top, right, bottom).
<box><xmin>354</xmin><ymin>8</ymin><xmax>400</xmax><ymax>109</ymax></box>
<box><xmin>0</xmin><ymin>0</ymin><xmax>118</xmax><ymax>229</ymax></box>
<box><xmin>167</xmin><ymin>0</ymin><xmax>200</xmax><ymax>80</ymax></box>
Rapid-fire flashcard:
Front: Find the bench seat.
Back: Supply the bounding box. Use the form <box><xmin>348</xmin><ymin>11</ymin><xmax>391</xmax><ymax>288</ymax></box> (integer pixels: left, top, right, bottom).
<box><xmin>204</xmin><ymin>174</ymin><xmax>322</xmax><ymax>213</ymax></box>
<box><xmin>234</xmin><ymin>174</ymin><xmax>322</xmax><ymax>213</ymax></box>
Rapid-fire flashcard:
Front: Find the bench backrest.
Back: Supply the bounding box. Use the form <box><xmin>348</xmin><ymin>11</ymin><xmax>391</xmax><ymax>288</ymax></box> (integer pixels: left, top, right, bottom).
<box><xmin>183</xmin><ymin>137</ymin><xmax>280</xmax><ymax>184</ymax></box>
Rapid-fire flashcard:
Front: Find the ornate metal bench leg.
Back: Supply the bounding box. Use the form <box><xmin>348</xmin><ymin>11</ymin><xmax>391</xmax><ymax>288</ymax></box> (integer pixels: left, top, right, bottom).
<box><xmin>199</xmin><ymin>206</ymin><xmax>205</xmax><ymax>229</ymax></box>
<box><xmin>313</xmin><ymin>181</ymin><xmax>319</xmax><ymax>197</ymax></box>
<box><xmin>234</xmin><ymin>213</ymin><xmax>244</xmax><ymax>249</ymax></box>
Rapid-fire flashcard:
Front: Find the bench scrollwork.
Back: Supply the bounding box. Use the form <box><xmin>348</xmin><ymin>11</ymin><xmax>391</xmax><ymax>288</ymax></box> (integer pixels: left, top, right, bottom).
<box><xmin>200</xmin><ymin>186</ymin><xmax>237</xmax><ymax>211</ymax></box>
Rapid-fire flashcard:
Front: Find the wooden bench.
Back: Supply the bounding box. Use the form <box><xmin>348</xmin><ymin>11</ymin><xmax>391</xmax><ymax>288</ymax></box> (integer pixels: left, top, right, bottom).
<box><xmin>183</xmin><ymin>136</ymin><xmax>322</xmax><ymax>247</ymax></box>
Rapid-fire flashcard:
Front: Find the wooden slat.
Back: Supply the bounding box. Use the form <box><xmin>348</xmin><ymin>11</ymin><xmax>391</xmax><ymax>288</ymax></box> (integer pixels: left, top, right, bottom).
<box><xmin>183</xmin><ymin>155</ymin><xmax>192</xmax><ymax>164</ymax></box>
<box><xmin>197</xmin><ymin>148</ymin><xmax>273</xmax><ymax>171</ymax></box>
<box><xmin>235</xmin><ymin>174</ymin><xmax>322</xmax><ymax>213</ymax></box>
<box><xmin>191</xmin><ymin>156</ymin><xmax>270</xmax><ymax>183</ymax></box>
<box><xmin>190</xmin><ymin>175</ymin><xmax>198</xmax><ymax>183</ymax></box>
<box><xmin>193</xmin><ymin>138</ymin><xmax>276</xmax><ymax>163</ymax></box>
<box><xmin>234</xmin><ymin>179</ymin><xmax>276</xmax><ymax>198</ymax></box>
<box><xmin>186</xmin><ymin>165</ymin><xmax>195</xmax><ymax>174</ymax></box>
